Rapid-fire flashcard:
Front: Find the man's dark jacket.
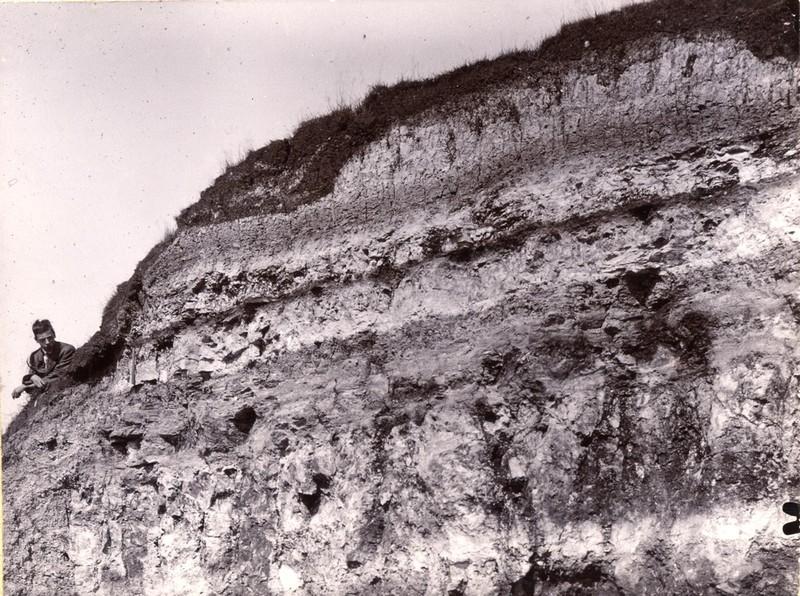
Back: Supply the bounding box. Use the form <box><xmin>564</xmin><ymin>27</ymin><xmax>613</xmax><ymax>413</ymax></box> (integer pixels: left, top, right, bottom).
<box><xmin>23</xmin><ymin>341</ymin><xmax>76</xmax><ymax>392</ymax></box>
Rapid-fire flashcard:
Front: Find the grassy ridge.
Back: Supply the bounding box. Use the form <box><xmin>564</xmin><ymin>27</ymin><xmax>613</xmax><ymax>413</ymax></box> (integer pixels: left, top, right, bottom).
<box><xmin>176</xmin><ymin>0</ymin><xmax>794</xmax><ymax>228</ymax></box>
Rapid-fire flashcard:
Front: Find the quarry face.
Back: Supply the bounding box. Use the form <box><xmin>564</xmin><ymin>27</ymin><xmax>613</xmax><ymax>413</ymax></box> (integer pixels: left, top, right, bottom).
<box><xmin>4</xmin><ymin>2</ymin><xmax>800</xmax><ymax>595</ymax></box>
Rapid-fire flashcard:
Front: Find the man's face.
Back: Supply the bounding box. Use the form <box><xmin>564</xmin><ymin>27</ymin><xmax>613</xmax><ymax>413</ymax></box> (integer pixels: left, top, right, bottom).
<box><xmin>35</xmin><ymin>330</ymin><xmax>57</xmax><ymax>355</ymax></box>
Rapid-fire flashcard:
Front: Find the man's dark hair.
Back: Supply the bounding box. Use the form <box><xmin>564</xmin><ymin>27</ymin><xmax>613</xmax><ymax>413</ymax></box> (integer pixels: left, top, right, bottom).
<box><xmin>32</xmin><ymin>319</ymin><xmax>54</xmax><ymax>336</ymax></box>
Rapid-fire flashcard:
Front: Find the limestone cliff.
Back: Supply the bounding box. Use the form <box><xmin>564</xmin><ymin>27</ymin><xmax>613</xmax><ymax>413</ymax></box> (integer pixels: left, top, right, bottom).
<box><xmin>4</xmin><ymin>1</ymin><xmax>800</xmax><ymax>594</ymax></box>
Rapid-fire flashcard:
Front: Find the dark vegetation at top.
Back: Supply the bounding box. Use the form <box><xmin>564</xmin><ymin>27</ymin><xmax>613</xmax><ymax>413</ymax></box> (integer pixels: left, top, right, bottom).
<box><xmin>176</xmin><ymin>0</ymin><xmax>795</xmax><ymax>228</ymax></box>
<box><xmin>25</xmin><ymin>0</ymin><xmax>793</xmax><ymax>407</ymax></box>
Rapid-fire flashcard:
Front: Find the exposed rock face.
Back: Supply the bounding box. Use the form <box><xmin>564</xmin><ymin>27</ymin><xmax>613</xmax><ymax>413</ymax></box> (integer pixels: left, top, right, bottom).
<box><xmin>4</xmin><ymin>3</ymin><xmax>800</xmax><ymax>595</ymax></box>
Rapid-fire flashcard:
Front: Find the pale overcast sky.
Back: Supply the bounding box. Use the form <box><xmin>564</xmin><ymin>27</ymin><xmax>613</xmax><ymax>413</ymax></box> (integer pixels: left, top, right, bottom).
<box><xmin>0</xmin><ymin>0</ymin><xmax>643</xmax><ymax>428</ymax></box>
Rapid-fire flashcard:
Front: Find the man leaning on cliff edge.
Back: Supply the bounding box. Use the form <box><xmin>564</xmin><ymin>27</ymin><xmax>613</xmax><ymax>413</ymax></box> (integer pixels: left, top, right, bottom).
<box><xmin>11</xmin><ymin>319</ymin><xmax>75</xmax><ymax>399</ymax></box>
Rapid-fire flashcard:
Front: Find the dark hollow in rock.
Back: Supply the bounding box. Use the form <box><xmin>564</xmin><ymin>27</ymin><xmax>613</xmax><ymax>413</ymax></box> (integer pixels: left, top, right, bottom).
<box><xmin>507</xmin><ymin>477</ymin><xmax>528</xmax><ymax>494</ymax></box>
<box><xmin>536</xmin><ymin>561</ymin><xmax>612</xmax><ymax>593</ymax></box>
<box><xmin>511</xmin><ymin>560</ymin><xmax>537</xmax><ymax>596</ymax></box>
<box><xmin>311</xmin><ymin>472</ymin><xmax>332</xmax><ymax>491</ymax></box>
<box><xmin>474</xmin><ymin>399</ymin><xmax>499</xmax><ymax>423</ymax></box>
<box><xmin>159</xmin><ymin>430</ymin><xmax>185</xmax><ymax>450</ymax></box>
<box><xmin>210</xmin><ymin>490</ymin><xmax>232</xmax><ymax>507</ymax></box>
<box><xmin>622</xmin><ymin>267</ymin><xmax>661</xmax><ymax>306</ymax></box>
<box><xmin>682</xmin><ymin>53</ymin><xmax>698</xmax><ymax>78</ymax></box>
<box><xmin>191</xmin><ymin>278</ymin><xmax>206</xmax><ymax>294</ymax></box>
<box><xmin>447</xmin><ymin>580</ymin><xmax>468</xmax><ymax>596</ymax></box>
<box><xmin>40</xmin><ymin>437</ymin><xmax>57</xmax><ymax>451</ymax></box>
<box><xmin>231</xmin><ymin>406</ymin><xmax>258</xmax><ymax>434</ymax></box>
<box><xmin>388</xmin><ymin>377</ymin><xmax>444</xmax><ymax>403</ymax></box>
<box><xmin>652</xmin><ymin>236</ymin><xmax>669</xmax><ymax>248</ymax></box>
<box><xmin>629</xmin><ymin>203</ymin><xmax>657</xmax><ymax>223</ymax></box>
<box><xmin>298</xmin><ymin>473</ymin><xmax>332</xmax><ymax>515</ymax></box>
<box><xmin>102</xmin><ymin>429</ymin><xmax>144</xmax><ymax>457</ymax></box>
<box><xmin>222</xmin><ymin>346</ymin><xmax>248</xmax><ymax>364</ymax></box>
<box><xmin>154</xmin><ymin>333</ymin><xmax>174</xmax><ymax>352</ymax></box>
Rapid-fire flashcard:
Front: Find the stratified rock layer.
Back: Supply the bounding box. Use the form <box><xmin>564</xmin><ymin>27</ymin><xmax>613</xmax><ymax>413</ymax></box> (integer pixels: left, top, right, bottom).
<box><xmin>4</xmin><ymin>10</ymin><xmax>800</xmax><ymax>596</ymax></box>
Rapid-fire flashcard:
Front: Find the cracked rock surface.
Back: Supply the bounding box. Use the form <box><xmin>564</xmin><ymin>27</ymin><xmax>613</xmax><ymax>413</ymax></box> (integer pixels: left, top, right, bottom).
<box><xmin>4</xmin><ymin>7</ymin><xmax>800</xmax><ymax>596</ymax></box>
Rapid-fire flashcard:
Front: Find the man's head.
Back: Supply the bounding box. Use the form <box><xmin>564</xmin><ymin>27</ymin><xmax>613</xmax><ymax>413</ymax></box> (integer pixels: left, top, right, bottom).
<box><xmin>32</xmin><ymin>319</ymin><xmax>57</xmax><ymax>356</ymax></box>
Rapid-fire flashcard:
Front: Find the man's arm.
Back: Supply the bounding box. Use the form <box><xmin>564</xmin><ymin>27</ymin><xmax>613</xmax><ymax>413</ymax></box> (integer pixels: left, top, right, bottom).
<box><xmin>11</xmin><ymin>384</ymin><xmax>32</xmax><ymax>399</ymax></box>
<box><xmin>15</xmin><ymin>351</ymin><xmax>42</xmax><ymax>398</ymax></box>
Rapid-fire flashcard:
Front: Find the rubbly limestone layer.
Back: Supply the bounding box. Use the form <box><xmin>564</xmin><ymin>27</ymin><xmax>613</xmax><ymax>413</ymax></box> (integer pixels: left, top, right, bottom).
<box><xmin>4</xmin><ymin>32</ymin><xmax>800</xmax><ymax>596</ymax></box>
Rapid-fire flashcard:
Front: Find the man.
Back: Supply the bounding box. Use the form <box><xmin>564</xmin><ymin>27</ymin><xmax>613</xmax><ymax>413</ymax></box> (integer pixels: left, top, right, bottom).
<box><xmin>11</xmin><ymin>319</ymin><xmax>76</xmax><ymax>399</ymax></box>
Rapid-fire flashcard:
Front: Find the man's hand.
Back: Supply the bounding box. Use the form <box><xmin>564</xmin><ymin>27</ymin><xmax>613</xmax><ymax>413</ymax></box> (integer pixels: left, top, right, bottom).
<box><xmin>11</xmin><ymin>385</ymin><xmax>27</xmax><ymax>399</ymax></box>
<box><xmin>29</xmin><ymin>374</ymin><xmax>45</xmax><ymax>389</ymax></box>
